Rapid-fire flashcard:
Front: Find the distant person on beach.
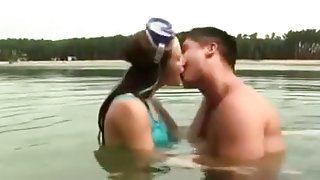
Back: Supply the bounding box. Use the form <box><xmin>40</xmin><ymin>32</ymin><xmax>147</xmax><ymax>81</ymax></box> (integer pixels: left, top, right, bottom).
<box><xmin>97</xmin><ymin>18</ymin><xmax>183</xmax><ymax>166</ymax></box>
<box><xmin>180</xmin><ymin>27</ymin><xmax>286</xmax><ymax>179</ymax></box>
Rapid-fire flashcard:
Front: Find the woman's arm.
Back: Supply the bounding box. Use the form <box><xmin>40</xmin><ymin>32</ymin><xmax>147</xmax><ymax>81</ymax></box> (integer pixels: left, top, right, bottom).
<box><xmin>106</xmin><ymin>98</ymin><xmax>171</xmax><ymax>168</ymax></box>
<box><xmin>106</xmin><ymin>98</ymin><xmax>156</xmax><ymax>168</ymax></box>
<box><xmin>108</xmin><ymin>98</ymin><xmax>154</xmax><ymax>150</ymax></box>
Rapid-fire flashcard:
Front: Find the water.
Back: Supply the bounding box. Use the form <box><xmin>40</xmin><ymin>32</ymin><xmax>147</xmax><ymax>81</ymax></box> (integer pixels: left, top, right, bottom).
<box><xmin>1</xmin><ymin>62</ymin><xmax>320</xmax><ymax>180</ymax></box>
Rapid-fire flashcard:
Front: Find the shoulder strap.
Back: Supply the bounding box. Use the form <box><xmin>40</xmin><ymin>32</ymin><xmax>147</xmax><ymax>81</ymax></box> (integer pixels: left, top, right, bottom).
<box><xmin>114</xmin><ymin>93</ymin><xmax>136</xmax><ymax>100</ymax></box>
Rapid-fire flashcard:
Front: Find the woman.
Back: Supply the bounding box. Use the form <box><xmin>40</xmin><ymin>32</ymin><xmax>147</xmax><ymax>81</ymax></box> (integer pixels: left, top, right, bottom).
<box><xmin>97</xmin><ymin>18</ymin><xmax>183</xmax><ymax>154</ymax></box>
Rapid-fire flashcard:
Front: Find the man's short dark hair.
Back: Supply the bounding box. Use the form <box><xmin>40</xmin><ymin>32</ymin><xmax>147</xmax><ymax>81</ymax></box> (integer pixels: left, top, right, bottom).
<box><xmin>187</xmin><ymin>27</ymin><xmax>237</xmax><ymax>70</ymax></box>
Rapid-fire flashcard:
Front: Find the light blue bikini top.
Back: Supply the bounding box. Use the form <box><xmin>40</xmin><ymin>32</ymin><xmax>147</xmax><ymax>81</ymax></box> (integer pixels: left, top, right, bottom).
<box><xmin>114</xmin><ymin>93</ymin><xmax>172</xmax><ymax>148</ymax></box>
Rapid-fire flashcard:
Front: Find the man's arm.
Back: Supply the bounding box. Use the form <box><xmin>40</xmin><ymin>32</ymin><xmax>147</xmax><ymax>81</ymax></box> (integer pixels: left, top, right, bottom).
<box><xmin>187</xmin><ymin>97</ymin><xmax>207</xmax><ymax>144</ymax></box>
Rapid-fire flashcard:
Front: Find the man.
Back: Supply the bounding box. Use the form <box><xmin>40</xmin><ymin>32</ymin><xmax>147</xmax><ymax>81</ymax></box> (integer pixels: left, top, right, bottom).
<box><xmin>180</xmin><ymin>27</ymin><xmax>285</xmax><ymax>178</ymax></box>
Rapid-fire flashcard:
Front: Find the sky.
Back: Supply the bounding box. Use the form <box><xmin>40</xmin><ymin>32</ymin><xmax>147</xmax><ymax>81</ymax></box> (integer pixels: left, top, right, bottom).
<box><xmin>0</xmin><ymin>0</ymin><xmax>319</xmax><ymax>40</ymax></box>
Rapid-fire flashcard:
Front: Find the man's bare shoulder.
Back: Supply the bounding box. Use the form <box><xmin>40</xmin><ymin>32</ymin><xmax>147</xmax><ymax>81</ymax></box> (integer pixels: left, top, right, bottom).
<box><xmin>218</xmin><ymin>86</ymin><xmax>253</xmax><ymax>111</ymax></box>
<box><xmin>216</xmin><ymin>91</ymin><xmax>255</xmax><ymax>125</ymax></box>
<box><xmin>243</xmin><ymin>85</ymin><xmax>279</xmax><ymax>118</ymax></box>
<box><xmin>217</xmin><ymin>86</ymin><xmax>265</xmax><ymax>120</ymax></box>
<box><xmin>218</xmin><ymin>84</ymin><xmax>278</xmax><ymax>123</ymax></box>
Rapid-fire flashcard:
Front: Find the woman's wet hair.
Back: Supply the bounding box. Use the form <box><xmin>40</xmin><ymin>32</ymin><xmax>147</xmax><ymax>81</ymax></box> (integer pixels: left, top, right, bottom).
<box><xmin>97</xmin><ymin>30</ymin><xmax>173</xmax><ymax>144</ymax></box>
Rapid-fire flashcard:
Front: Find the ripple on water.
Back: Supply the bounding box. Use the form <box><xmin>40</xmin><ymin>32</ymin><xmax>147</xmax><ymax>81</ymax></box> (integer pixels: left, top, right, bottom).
<box><xmin>0</xmin><ymin>119</ymin><xmax>71</xmax><ymax>135</ymax></box>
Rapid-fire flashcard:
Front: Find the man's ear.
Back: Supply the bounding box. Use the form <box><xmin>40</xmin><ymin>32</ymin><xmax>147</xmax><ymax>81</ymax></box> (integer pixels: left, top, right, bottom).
<box><xmin>205</xmin><ymin>42</ymin><xmax>218</xmax><ymax>58</ymax></box>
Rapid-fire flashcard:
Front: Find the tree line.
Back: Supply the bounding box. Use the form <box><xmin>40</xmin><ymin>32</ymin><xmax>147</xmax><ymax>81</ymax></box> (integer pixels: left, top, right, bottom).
<box><xmin>0</xmin><ymin>29</ymin><xmax>319</xmax><ymax>61</ymax></box>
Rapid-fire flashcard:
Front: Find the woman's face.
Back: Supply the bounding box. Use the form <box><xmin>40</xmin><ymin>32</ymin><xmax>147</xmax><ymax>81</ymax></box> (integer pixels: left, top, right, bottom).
<box><xmin>160</xmin><ymin>37</ymin><xmax>185</xmax><ymax>86</ymax></box>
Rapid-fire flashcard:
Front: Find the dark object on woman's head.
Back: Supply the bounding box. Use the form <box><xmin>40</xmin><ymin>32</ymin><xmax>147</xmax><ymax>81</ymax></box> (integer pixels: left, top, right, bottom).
<box><xmin>145</xmin><ymin>18</ymin><xmax>175</xmax><ymax>64</ymax></box>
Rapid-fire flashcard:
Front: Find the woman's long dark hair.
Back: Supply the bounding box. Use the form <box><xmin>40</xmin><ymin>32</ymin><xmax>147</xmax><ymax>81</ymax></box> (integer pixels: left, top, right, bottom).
<box><xmin>98</xmin><ymin>30</ymin><xmax>172</xmax><ymax>145</ymax></box>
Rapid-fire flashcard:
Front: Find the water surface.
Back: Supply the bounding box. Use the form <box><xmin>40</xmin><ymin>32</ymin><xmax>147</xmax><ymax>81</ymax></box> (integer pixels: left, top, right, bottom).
<box><xmin>1</xmin><ymin>62</ymin><xmax>320</xmax><ymax>180</ymax></box>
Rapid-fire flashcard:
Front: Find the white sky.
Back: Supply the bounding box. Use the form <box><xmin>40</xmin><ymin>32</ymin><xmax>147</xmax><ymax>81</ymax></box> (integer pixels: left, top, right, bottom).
<box><xmin>0</xmin><ymin>0</ymin><xmax>319</xmax><ymax>40</ymax></box>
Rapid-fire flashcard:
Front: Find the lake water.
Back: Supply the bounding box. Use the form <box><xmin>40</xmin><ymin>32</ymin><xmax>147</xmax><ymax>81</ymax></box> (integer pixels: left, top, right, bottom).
<box><xmin>0</xmin><ymin>61</ymin><xmax>320</xmax><ymax>180</ymax></box>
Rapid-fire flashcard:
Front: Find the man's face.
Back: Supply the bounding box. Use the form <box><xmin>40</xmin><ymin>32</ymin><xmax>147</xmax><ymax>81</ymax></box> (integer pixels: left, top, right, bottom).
<box><xmin>181</xmin><ymin>38</ymin><xmax>206</xmax><ymax>88</ymax></box>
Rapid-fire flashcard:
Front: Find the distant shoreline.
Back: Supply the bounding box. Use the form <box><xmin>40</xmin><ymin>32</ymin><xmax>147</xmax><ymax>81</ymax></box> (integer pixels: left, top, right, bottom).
<box><xmin>237</xmin><ymin>59</ymin><xmax>320</xmax><ymax>65</ymax></box>
<box><xmin>1</xmin><ymin>59</ymin><xmax>320</xmax><ymax>65</ymax></box>
<box><xmin>1</xmin><ymin>60</ymin><xmax>320</xmax><ymax>71</ymax></box>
